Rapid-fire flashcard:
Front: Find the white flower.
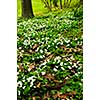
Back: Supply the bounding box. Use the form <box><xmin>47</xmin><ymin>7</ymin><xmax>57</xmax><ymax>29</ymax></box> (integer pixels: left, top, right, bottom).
<box><xmin>77</xmin><ymin>61</ymin><xmax>80</xmax><ymax>64</ymax></box>
<box><xmin>17</xmin><ymin>65</ymin><xmax>19</xmax><ymax>68</ymax></box>
<box><xmin>53</xmin><ymin>68</ymin><xmax>58</xmax><ymax>72</ymax></box>
<box><xmin>18</xmin><ymin>91</ymin><xmax>20</xmax><ymax>95</ymax></box>
<box><xmin>55</xmin><ymin>56</ymin><xmax>61</xmax><ymax>61</ymax></box>
<box><xmin>23</xmin><ymin>40</ymin><xmax>28</xmax><ymax>45</ymax></box>
<box><xmin>60</xmin><ymin>62</ymin><xmax>63</xmax><ymax>66</ymax></box>
<box><xmin>78</xmin><ymin>72</ymin><xmax>83</xmax><ymax>74</ymax></box>
<box><xmin>28</xmin><ymin>68</ymin><xmax>31</xmax><ymax>72</ymax></box>
<box><xmin>40</xmin><ymin>55</ymin><xmax>43</xmax><ymax>59</ymax></box>
<box><xmin>17</xmin><ymin>81</ymin><xmax>22</xmax><ymax>87</ymax></box>
<box><xmin>41</xmin><ymin>72</ymin><xmax>46</xmax><ymax>75</ymax></box>
<box><xmin>68</xmin><ymin>66</ymin><xmax>72</xmax><ymax>69</ymax></box>
<box><xmin>61</xmin><ymin>67</ymin><xmax>65</xmax><ymax>70</ymax></box>
<box><xmin>32</xmin><ymin>79</ymin><xmax>36</xmax><ymax>82</ymax></box>
<box><xmin>19</xmin><ymin>47</ymin><xmax>22</xmax><ymax>49</ymax></box>
<box><xmin>67</xmin><ymin>44</ymin><xmax>70</xmax><ymax>46</ymax></box>
<box><xmin>54</xmin><ymin>39</ymin><xmax>57</xmax><ymax>43</ymax></box>
<box><xmin>75</xmin><ymin>73</ymin><xmax>78</xmax><ymax>76</ymax></box>
<box><xmin>48</xmin><ymin>45</ymin><xmax>50</xmax><ymax>48</ymax></box>
<box><xmin>46</xmin><ymin>37</ymin><xmax>49</xmax><ymax>41</ymax></box>
<box><xmin>21</xmin><ymin>50</ymin><xmax>24</xmax><ymax>53</ymax></box>
<box><xmin>44</xmin><ymin>49</ymin><xmax>47</xmax><ymax>52</ymax></box>
<box><xmin>37</xmin><ymin>39</ymin><xmax>40</xmax><ymax>42</ymax></box>
<box><xmin>70</xmin><ymin>56</ymin><xmax>74</xmax><ymax>60</ymax></box>
<box><xmin>27</xmin><ymin>76</ymin><xmax>33</xmax><ymax>82</ymax></box>
<box><xmin>41</xmin><ymin>61</ymin><xmax>46</xmax><ymax>66</ymax></box>
<box><xmin>75</xmin><ymin>38</ymin><xmax>78</xmax><ymax>40</ymax></box>
<box><xmin>22</xmin><ymin>86</ymin><xmax>25</xmax><ymax>89</ymax></box>
<box><xmin>33</xmin><ymin>86</ymin><xmax>36</xmax><ymax>88</ymax></box>
<box><xmin>30</xmin><ymin>81</ymin><xmax>33</xmax><ymax>87</ymax></box>
<box><xmin>69</xmin><ymin>62</ymin><xmax>72</xmax><ymax>65</ymax></box>
<box><xmin>74</xmin><ymin>63</ymin><xmax>78</xmax><ymax>68</ymax></box>
<box><xmin>65</xmin><ymin>77</ymin><xmax>69</xmax><ymax>79</ymax></box>
<box><xmin>30</xmin><ymin>76</ymin><xmax>34</xmax><ymax>80</ymax></box>
<box><xmin>32</xmin><ymin>57</ymin><xmax>34</xmax><ymax>60</ymax></box>
<box><xmin>66</xmin><ymin>40</ymin><xmax>70</xmax><ymax>43</ymax></box>
<box><xmin>57</xmin><ymin>42</ymin><xmax>60</xmax><ymax>45</ymax></box>
<box><xmin>37</xmin><ymin>57</ymin><xmax>39</xmax><ymax>59</ymax></box>
<box><xmin>60</xmin><ymin>42</ymin><xmax>63</xmax><ymax>45</ymax></box>
<box><xmin>55</xmin><ymin>66</ymin><xmax>58</xmax><ymax>68</ymax></box>
<box><xmin>55</xmin><ymin>46</ymin><xmax>58</xmax><ymax>48</ymax></box>
<box><xmin>72</xmin><ymin>65</ymin><xmax>75</xmax><ymax>68</ymax></box>
<box><xmin>57</xmin><ymin>59</ymin><xmax>60</xmax><ymax>63</ymax></box>
<box><xmin>35</xmin><ymin>47</ymin><xmax>39</xmax><ymax>52</ymax></box>
<box><xmin>27</xmin><ymin>78</ymin><xmax>30</xmax><ymax>82</ymax></box>
<box><xmin>64</xmin><ymin>63</ymin><xmax>67</xmax><ymax>65</ymax></box>
<box><xmin>22</xmin><ymin>80</ymin><xmax>25</xmax><ymax>82</ymax></box>
<box><xmin>40</xmin><ymin>49</ymin><xmax>43</xmax><ymax>53</ymax></box>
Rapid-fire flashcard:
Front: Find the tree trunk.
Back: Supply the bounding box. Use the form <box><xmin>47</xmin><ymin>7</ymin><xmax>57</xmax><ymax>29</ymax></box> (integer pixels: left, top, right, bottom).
<box><xmin>21</xmin><ymin>0</ymin><xmax>34</xmax><ymax>18</ymax></box>
<box><xmin>80</xmin><ymin>0</ymin><xmax>83</xmax><ymax>4</ymax></box>
<box><xmin>50</xmin><ymin>0</ymin><xmax>52</xmax><ymax>10</ymax></box>
<box><xmin>60</xmin><ymin>0</ymin><xmax>62</xmax><ymax>9</ymax></box>
<box><xmin>53</xmin><ymin>0</ymin><xmax>58</xmax><ymax>7</ymax></box>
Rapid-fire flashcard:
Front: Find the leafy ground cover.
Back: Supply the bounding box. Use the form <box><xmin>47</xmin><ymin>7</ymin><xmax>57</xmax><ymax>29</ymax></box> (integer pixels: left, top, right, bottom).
<box><xmin>17</xmin><ymin>6</ymin><xmax>83</xmax><ymax>100</ymax></box>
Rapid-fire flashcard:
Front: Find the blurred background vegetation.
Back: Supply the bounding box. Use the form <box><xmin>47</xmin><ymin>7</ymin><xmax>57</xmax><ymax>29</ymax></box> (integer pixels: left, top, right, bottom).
<box><xmin>17</xmin><ymin>0</ymin><xmax>82</xmax><ymax>17</ymax></box>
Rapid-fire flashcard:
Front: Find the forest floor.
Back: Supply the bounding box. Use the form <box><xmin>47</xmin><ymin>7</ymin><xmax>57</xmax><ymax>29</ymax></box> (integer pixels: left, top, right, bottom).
<box><xmin>17</xmin><ymin>5</ymin><xmax>83</xmax><ymax>100</ymax></box>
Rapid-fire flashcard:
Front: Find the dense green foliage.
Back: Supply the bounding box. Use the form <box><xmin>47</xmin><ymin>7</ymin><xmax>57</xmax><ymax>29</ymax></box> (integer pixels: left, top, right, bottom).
<box><xmin>17</xmin><ymin>6</ymin><xmax>83</xmax><ymax>100</ymax></box>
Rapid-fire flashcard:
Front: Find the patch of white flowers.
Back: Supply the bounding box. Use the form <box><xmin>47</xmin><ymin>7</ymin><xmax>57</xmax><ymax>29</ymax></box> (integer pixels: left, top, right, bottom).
<box><xmin>54</xmin><ymin>56</ymin><xmax>61</xmax><ymax>61</ymax></box>
<box><xmin>40</xmin><ymin>61</ymin><xmax>47</xmax><ymax>67</ymax></box>
<box><xmin>17</xmin><ymin>81</ymin><xmax>22</xmax><ymax>87</ymax></box>
<box><xmin>27</xmin><ymin>76</ymin><xmax>36</xmax><ymax>82</ymax></box>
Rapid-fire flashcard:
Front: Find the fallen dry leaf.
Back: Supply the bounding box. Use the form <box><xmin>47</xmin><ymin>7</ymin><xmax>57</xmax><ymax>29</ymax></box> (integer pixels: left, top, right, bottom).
<box><xmin>28</xmin><ymin>63</ymin><xmax>36</xmax><ymax>71</ymax></box>
<box><xmin>32</xmin><ymin>44</ymin><xmax>39</xmax><ymax>50</ymax></box>
<box><xmin>44</xmin><ymin>74</ymin><xmax>59</xmax><ymax>83</ymax></box>
<box><xmin>36</xmin><ymin>82</ymin><xmax>41</xmax><ymax>88</ymax></box>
